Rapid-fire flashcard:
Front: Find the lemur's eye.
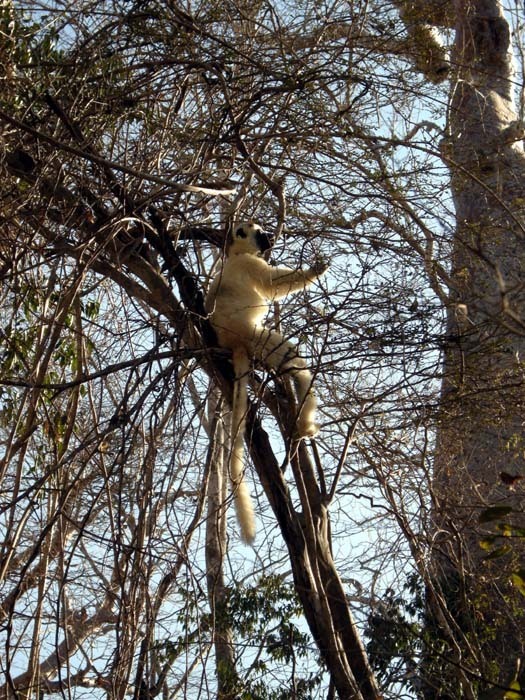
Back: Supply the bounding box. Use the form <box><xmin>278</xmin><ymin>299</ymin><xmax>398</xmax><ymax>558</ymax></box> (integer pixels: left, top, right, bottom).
<box><xmin>235</xmin><ymin>227</ymin><xmax>247</xmax><ymax>239</ymax></box>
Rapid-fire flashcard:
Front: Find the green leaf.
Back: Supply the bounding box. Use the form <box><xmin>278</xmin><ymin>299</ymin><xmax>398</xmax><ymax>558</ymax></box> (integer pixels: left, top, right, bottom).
<box><xmin>504</xmin><ymin>679</ymin><xmax>524</xmax><ymax>699</ymax></box>
<box><xmin>496</xmin><ymin>522</ymin><xmax>514</xmax><ymax>537</ymax></box>
<box><xmin>482</xmin><ymin>544</ymin><xmax>511</xmax><ymax>560</ymax></box>
<box><xmin>511</xmin><ymin>570</ymin><xmax>525</xmax><ymax>597</ymax></box>
<box><xmin>479</xmin><ymin>506</ymin><xmax>515</xmax><ymax>523</ymax></box>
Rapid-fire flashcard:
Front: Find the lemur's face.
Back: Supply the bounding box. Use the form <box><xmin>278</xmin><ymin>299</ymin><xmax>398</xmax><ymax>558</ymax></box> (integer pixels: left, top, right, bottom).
<box><xmin>231</xmin><ymin>221</ymin><xmax>273</xmax><ymax>254</ymax></box>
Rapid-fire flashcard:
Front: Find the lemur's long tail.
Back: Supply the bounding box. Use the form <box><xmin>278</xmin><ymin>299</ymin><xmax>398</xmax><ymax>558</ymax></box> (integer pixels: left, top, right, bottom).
<box><xmin>230</xmin><ymin>348</ymin><xmax>256</xmax><ymax>544</ymax></box>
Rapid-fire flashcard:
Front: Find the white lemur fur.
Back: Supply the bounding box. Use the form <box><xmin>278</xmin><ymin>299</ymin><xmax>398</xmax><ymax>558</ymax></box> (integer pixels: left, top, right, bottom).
<box><xmin>205</xmin><ymin>221</ymin><xmax>328</xmax><ymax>544</ymax></box>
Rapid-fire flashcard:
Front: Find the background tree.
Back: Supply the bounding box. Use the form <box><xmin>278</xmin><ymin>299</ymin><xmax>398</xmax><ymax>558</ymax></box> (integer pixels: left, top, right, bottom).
<box><xmin>426</xmin><ymin>0</ymin><xmax>525</xmax><ymax>697</ymax></box>
<box><xmin>0</xmin><ymin>0</ymin><xmax>524</xmax><ymax>698</ymax></box>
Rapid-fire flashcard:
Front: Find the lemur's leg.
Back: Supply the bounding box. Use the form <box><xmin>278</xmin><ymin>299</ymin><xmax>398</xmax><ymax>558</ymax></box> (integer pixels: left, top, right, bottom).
<box><xmin>251</xmin><ymin>328</ymin><xmax>319</xmax><ymax>437</ymax></box>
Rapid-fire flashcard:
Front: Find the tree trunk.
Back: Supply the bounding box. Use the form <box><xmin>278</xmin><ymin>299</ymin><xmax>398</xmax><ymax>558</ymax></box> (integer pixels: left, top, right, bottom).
<box><xmin>431</xmin><ymin>0</ymin><xmax>525</xmax><ymax>695</ymax></box>
<box><xmin>246</xmin><ymin>407</ymin><xmax>383</xmax><ymax>700</ymax></box>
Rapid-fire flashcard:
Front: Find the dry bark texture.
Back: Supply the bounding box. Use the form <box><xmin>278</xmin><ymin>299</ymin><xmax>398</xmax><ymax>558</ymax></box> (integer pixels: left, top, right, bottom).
<box><xmin>432</xmin><ymin>0</ymin><xmax>525</xmax><ymax>695</ymax></box>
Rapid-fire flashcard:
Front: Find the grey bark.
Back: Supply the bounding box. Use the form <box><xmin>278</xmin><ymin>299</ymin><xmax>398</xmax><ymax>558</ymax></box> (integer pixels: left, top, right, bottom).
<box><xmin>431</xmin><ymin>0</ymin><xmax>525</xmax><ymax>695</ymax></box>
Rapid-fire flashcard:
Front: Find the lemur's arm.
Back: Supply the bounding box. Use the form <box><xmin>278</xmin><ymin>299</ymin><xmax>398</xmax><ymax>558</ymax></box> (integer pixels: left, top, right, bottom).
<box><xmin>258</xmin><ymin>259</ymin><xmax>328</xmax><ymax>300</ymax></box>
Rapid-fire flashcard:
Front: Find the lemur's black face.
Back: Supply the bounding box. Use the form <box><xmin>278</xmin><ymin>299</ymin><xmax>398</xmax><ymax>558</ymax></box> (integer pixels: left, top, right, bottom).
<box><xmin>233</xmin><ymin>222</ymin><xmax>273</xmax><ymax>254</ymax></box>
<box><xmin>255</xmin><ymin>230</ymin><xmax>273</xmax><ymax>252</ymax></box>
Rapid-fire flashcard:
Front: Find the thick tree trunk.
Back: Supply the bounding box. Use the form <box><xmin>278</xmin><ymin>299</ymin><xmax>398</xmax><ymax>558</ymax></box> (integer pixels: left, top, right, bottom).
<box><xmin>431</xmin><ymin>0</ymin><xmax>525</xmax><ymax>696</ymax></box>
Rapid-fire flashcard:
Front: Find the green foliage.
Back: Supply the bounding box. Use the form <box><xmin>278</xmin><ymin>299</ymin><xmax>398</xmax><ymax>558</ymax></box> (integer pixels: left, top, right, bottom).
<box><xmin>510</xmin><ymin>570</ymin><xmax>525</xmax><ymax>597</ymax></box>
<box><xmin>0</xmin><ymin>5</ymin><xmax>65</xmax><ymax>109</ymax></box>
<box><xmin>479</xmin><ymin>506</ymin><xmax>515</xmax><ymax>523</ymax></box>
<box><xmin>227</xmin><ymin>574</ymin><xmax>303</xmax><ymax>635</ymax></box>
<box><xmin>225</xmin><ymin>574</ymin><xmax>323</xmax><ymax>698</ymax></box>
<box><xmin>365</xmin><ymin>574</ymin><xmax>423</xmax><ymax>695</ymax></box>
<box><xmin>240</xmin><ymin>676</ymin><xmax>321</xmax><ymax>700</ymax></box>
<box><xmin>478</xmin><ymin>506</ymin><xmax>525</xmax><ymax>597</ymax></box>
<box><xmin>147</xmin><ymin>576</ymin><xmax>323</xmax><ymax>697</ymax></box>
<box><xmin>504</xmin><ymin>680</ymin><xmax>525</xmax><ymax>699</ymax></box>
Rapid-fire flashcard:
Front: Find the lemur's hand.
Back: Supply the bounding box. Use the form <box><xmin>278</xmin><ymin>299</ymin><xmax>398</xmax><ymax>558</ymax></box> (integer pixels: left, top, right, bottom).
<box><xmin>311</xmin><ymin>256</ymin><xmax>330</xmax><ymax>277</ymax></box>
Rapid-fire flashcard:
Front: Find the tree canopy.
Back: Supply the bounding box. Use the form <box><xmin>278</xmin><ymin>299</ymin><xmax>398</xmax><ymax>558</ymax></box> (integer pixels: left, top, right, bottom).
<box><xmin>1</xmin><ymin>0</ymin><xmax>524</xmax><ymax>698</ymax></box>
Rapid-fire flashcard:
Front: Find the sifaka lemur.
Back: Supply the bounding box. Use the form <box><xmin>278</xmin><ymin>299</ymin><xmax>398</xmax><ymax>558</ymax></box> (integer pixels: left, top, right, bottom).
<box><xmin>205</xmin><ymin>221</ymin><xmax>328</xmax><ymax>543</ymax></box>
